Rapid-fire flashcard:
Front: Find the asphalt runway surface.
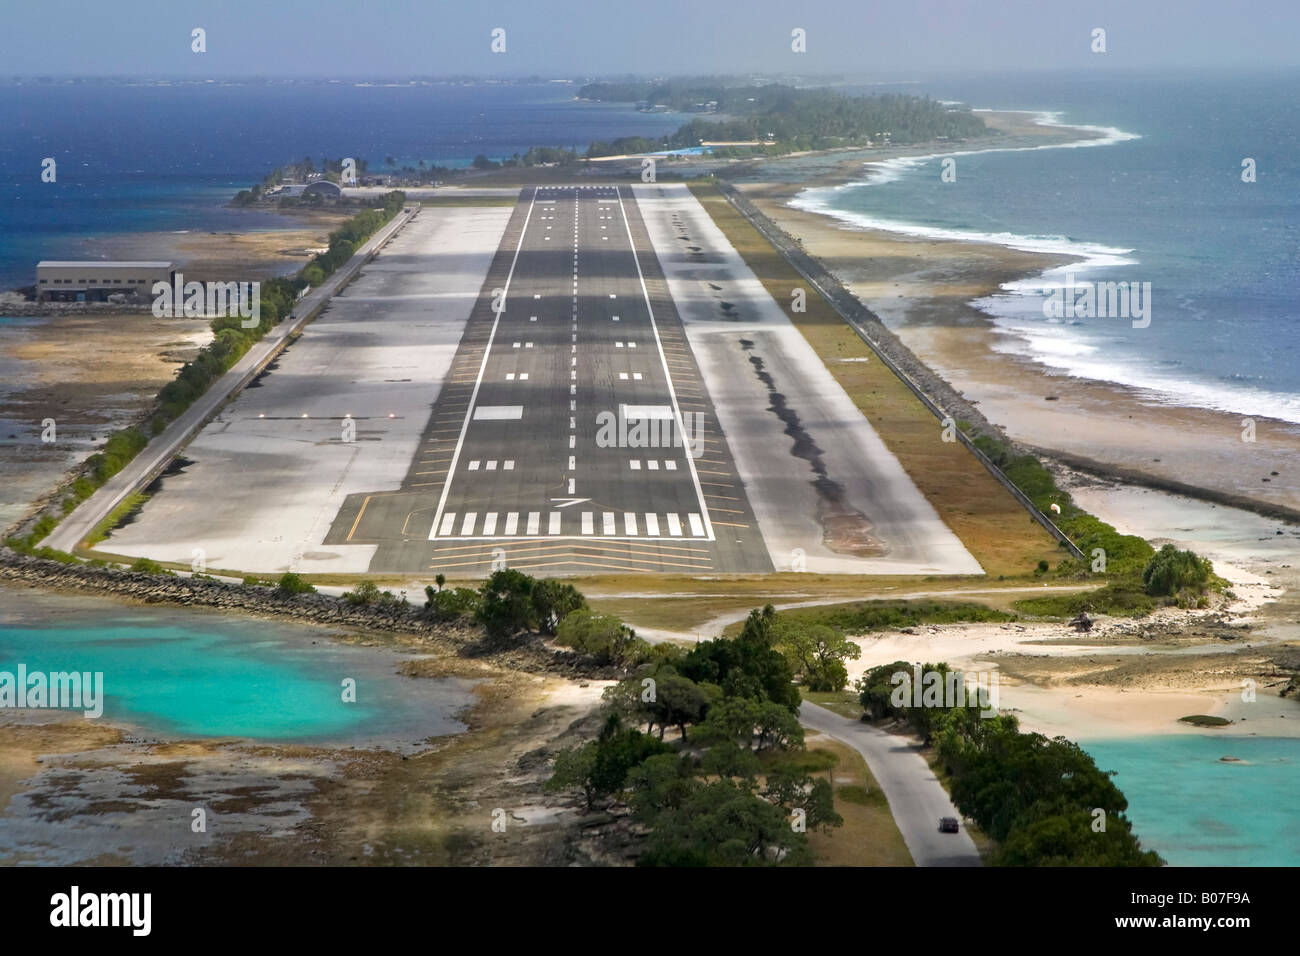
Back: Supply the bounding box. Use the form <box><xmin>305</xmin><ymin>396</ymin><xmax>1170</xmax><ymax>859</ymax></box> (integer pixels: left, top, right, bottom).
<box><xmin>334</xmin><ymin>185</ymin><xmax>773</xmax><ymax>575</ymax></box>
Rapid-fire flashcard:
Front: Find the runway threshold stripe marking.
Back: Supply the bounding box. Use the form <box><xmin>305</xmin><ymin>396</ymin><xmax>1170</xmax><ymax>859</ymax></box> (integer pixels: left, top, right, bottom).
<box><xmin>429</xmin><ymin>188</ymin><xmax>539</xmax><ymax>541</ymax></box>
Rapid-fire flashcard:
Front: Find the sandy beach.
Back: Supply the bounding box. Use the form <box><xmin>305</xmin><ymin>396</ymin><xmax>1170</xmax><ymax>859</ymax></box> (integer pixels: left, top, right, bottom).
<box><xmin>738</xmin><ymin>110</ymin><xmax>1300</xmax><ymax>520</ymax></box>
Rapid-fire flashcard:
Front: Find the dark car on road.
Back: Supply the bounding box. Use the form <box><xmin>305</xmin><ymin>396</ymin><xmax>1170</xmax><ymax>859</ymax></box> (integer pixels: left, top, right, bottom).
<box><xmin>939</xmin><ymin>817</ymin><xmax>960</xmax><ymax>833</ymax></box>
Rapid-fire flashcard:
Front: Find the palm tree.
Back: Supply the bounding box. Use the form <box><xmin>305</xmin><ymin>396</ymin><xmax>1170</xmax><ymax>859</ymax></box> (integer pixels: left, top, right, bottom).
<box><xmin>435</xmin><ymin>573</ymin><xmax>445</xmax><ymax>592</ymax></box>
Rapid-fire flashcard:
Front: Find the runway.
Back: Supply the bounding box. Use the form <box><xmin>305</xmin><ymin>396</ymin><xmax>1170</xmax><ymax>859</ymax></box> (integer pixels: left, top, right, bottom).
<box><xmin>336</xmin><ymin>186</ymin><xmax>773</xmax><ymax>574</ymax></box>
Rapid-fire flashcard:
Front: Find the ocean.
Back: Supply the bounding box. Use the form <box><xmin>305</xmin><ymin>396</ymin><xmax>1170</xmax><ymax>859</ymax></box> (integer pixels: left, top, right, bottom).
<box><xmin>792</xmin><ymin>70</ymin><xmax>1300</xmax><ymax>424</ymax></box>
<box><xmin>1082</xmin><ymin>735</ymin><xmax>1299</xmax><ymax>867</ymax></box>
<box><xmin>0</xmin><ymin>80</ymin><xmax>681</xmax><ymax>292</ymax></box>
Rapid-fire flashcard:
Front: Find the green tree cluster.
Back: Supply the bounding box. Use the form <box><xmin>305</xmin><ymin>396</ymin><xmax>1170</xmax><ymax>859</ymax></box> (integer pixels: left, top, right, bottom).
<box><xmin>547</xmin><ymin>604</ymin><xmax>845</xmax><ymax>866</ymax></box>
<box><xmin>1142</xmin><ymin>544</ymin><xmax>1214</xmax><ymax>599</ymax></box>
<box><xmin>855</xmin><ymin>660</ymin><xmax>1162</xmax><ymax>866</ymax></box>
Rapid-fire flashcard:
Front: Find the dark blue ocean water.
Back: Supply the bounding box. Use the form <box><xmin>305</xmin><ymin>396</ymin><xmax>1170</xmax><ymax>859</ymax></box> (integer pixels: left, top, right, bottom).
<box><xmin>5</xmin><ymin>74</ymin><xmax>1298</xmax><ymax>423</ymax></box>
<box><xmin>797</xmin><ymin>70</ymin><xmax>1300</xmax><ymax>423</ymax></box>
<box><xmin>0</xmin><ymin>81</ymin><xmax>680</xmax><ymax>291</ymax></box>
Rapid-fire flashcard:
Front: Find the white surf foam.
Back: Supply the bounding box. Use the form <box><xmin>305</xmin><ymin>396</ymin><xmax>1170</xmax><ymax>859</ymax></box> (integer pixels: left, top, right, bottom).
<box><xmin>786</xmin><ymin>110</ymin><xmax>1300</xmax><ymax>425</ymax></box>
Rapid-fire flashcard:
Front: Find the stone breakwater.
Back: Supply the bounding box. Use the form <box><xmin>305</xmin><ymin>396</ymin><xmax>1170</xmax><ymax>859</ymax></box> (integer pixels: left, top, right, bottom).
<box><xmin>0</xmin><ymin>548</ymin><xmax>618</xmax><ymax>679</ymax></box>
<box><xmin>0</xmin><ymin>301</ymin><xmax>152</xmax><ymax>317</ymax></box>
<box><xmin>0</xmin><ymin>548</ymin><xmax>440</xmax><ymax>635</ymax></box>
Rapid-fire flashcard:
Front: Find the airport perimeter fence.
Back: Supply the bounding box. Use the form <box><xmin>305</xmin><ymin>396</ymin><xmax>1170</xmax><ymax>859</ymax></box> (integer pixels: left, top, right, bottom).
<box><xmin>714</xmin><ymin>182</ymin><xmax>1085</xmax><ymax>560</ymax></box>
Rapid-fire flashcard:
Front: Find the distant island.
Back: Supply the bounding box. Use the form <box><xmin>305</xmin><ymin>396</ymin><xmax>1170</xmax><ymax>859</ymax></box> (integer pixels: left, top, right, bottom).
<box><xmin>226</xmin><ymin>81</ymin><xmax>995</xmax><ymax>197</ymax></box>
<box><xmin>578</xmin><ymin>81</ymin><xmax>991</xmax><ymax>157</ymax></box>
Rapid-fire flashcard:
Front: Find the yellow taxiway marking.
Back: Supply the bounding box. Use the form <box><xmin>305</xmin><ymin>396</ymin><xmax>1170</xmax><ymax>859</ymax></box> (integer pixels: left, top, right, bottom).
<box><xmin>346</xmin><ymin>496</ymin><xmax>372</xmax><ymax>542</ymax></box>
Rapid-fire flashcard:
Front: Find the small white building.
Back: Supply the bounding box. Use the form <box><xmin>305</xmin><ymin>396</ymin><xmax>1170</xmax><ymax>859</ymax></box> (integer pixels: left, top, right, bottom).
<box><xmin>36</xmin><ymin>261</ymin><xmax>175</xmax><ymax>302</ymax></box>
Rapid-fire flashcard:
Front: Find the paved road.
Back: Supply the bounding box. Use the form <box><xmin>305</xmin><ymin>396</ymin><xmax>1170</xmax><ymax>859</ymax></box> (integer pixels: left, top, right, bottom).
<box><xmin>798</xmin><ymin>700</ymin><xmax>982</xmax><ymax>867</ymax></box>
<box><xmin>44</xmin><ymin>207</ymin><xmax>416</xmax><ymax>554</ymax></box>
<box><xmin>338</xmin><ymin>185</ymin><xmax>772</xmax><ymax>574</ymax></box>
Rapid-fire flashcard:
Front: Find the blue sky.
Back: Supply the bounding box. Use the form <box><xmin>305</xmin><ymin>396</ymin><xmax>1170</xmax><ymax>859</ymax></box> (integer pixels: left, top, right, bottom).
<box><xmin>4</xmin><ymin>0</ymin><xmax>1298</xmax><ymax>76</ymax></box>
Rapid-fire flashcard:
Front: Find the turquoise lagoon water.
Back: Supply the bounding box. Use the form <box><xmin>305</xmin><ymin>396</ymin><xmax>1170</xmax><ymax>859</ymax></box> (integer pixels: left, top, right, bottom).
<box><xmin>1082</xmin><ymin>735</ymin><xmax>1299</xmax><ymax>866</ymax></box>
<box><xmin>0</xmin><ymin>590</ymin><xmax>470</xmax><ymax>745</ymax></box>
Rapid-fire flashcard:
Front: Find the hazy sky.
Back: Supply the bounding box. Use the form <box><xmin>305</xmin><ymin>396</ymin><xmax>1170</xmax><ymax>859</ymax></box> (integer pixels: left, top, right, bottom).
<box><xmin>4</xmin><ymin>0</ymin><xmax>1298</xmax><ymax>76</ymax></box>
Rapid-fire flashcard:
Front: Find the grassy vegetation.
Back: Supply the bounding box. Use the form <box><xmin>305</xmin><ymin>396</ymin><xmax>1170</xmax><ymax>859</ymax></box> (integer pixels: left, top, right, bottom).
<box><xmin>970</xmin><ymin>432</ymin><xmax>1154</xmax><ymax>578</ymax></box>
<box><xmin>414</xmin><ymin>196</ymin><xmax>519</xmax><ymax>206</ymax></box>
<box><xmin>2</xmin><ymin>537</ymin><xmax>80</xmax><ymax>564</ymax></box>
<box><xmin>684</xmin><ymin>182</ymin><xmax>1232</xmax><ymax>622</ymax></box>
<box><xmin>763</xmin><ymin>599</ymin><xmax>1017</xmax><ymax>635</ymax></box>
<box><xmin>85</xmin><ymin>491</ymin><xmax>149</xmax><ymax>547</ymax></box>
<box><xmin>128</xmin><ymin>557</ymin><xmax>172</xmax><ymax>575</ymax></box>
<box><xmin>1179</xmin><ymin>714</ymin><xmax>1232</xmax><ymax>727</ymax></box>
<box><xmin>342</xmin><ymin>579</ymin><xmax>405</xmax><ymax>607</ymax></box>
<box><xmin>687</xmin><ymin>182</ymin><xmax>1064</xmax><ymax>579</ymax></box>
<box><xmin>799</xmin><ymin>737</ymin><xmax>913</xmax><ymax>866</ymax></box>
<box><xmin>801</xmin><ymin>688</ymin><xmax>864</xmax><ymax>720</ymax></box>
<box><xmin>275</xmin><ymin>572</ymin><xmax>317</xmax><ymax>597</ymax></box>
<box><xmin>1013</xmin><ymin>583</ymin><xmax>1157</xmax><ymax>619</ymax></box>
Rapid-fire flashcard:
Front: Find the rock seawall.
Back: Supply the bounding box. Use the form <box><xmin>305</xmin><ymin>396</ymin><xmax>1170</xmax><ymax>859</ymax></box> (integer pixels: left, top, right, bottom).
<box><xmin>0</xmin><ymin>548</ymin><xmax>438</xmax><ymax>634</ymax></box>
